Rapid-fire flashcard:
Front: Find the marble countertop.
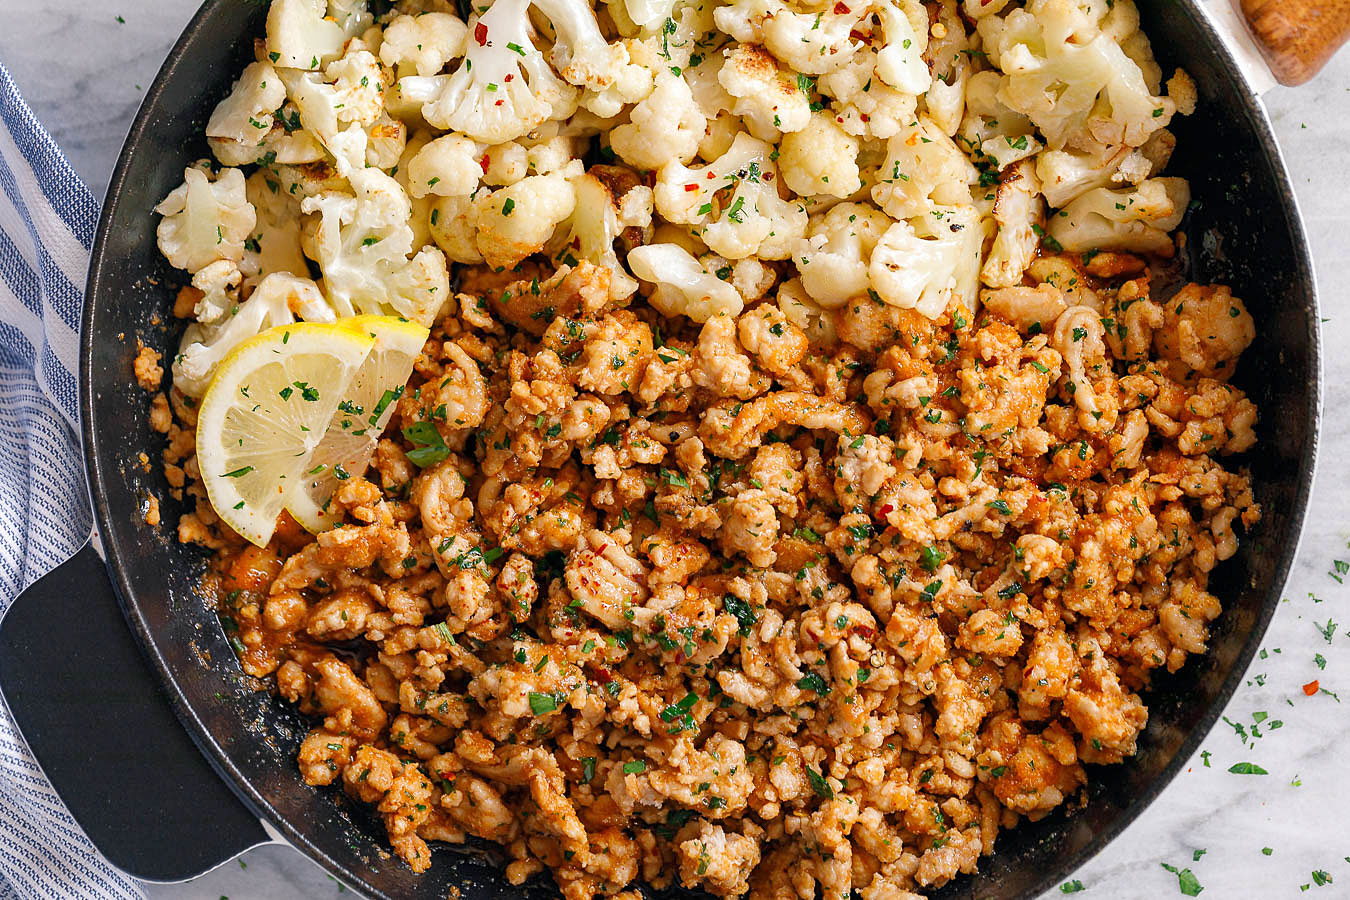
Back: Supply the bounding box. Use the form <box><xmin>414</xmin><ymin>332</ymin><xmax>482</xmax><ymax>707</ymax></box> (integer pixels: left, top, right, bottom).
<box><xmin>3</xmin><ymin>2</ymin><xmax>1348</xmax><ymax>898</ymax></box>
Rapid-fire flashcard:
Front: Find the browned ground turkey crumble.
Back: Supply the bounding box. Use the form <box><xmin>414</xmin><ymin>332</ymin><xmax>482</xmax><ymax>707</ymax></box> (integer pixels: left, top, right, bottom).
<box><xmin>149</xmin><ymin>252</ymin><xmax>1259</xmax><ymax>900</ymax></box>
<box><xmin>133</xmin><ymin>342</ymin><xmax>164</xmax><ymax>391</ymax></box>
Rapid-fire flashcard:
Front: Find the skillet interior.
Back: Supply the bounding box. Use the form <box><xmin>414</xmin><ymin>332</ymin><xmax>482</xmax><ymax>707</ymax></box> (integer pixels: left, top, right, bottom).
<box><xmin>83</xmin><ymin>1</ymin><xmax>1319</xmax><ymax>897</ymax></box>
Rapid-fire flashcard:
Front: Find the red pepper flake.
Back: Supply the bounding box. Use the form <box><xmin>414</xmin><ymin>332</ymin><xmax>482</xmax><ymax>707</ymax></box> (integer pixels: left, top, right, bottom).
<box><xmin>705</xmin><ymin>171</ymin><xmax>716</xmax><ymax>179</ymax></box>
<box><xmin>684</xmin><ymin>183</ymin><xmax>699</xmax><ymax>192</ymax></box>
<box><xmin>833</xmin><ymin>2</ymin><xmax>850</xmax><ymax>13</ymax></box>
<box><xmin>479</xmin><ymin>153</ymin><xmax>491</xmax><ymax>173</ymax></box>
<box><xmin>1304</xmin><ymin>679</ymin><xmax>1320</xmax><ymax>696</ymax></box>
<box><xmin>877</xmin><ymin>503</ymin><xmax>894</xmax><ymax>517</ymax></box>
<box><xmin>851</xmin><ymin>624</ymin><xmax>877</xmax><ymax>640</ymax></box>
<box><xmin>504</xmin><ymin>73</ymin><xmax>513</xmax><ymax>82</ymax></box>
<box><xmin>494</xmin><ymin>99</ymin><xmax>504</xmax><ymax>106</ymax></box>
<box><xmin>474</xmin><ymin>21</ymin><xmax>488</xmax><ymax>45</ymax></box>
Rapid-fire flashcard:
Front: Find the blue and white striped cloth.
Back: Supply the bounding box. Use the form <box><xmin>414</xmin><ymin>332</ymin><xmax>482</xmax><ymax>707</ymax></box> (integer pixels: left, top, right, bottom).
<box><xmin>0</xmin><ymin>61</ymin><xmax>143</xmax><ymax>899</ymax></box>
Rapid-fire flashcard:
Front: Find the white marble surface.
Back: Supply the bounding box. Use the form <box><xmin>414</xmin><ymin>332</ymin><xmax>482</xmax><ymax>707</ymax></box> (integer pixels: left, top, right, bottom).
<box><xmin>3</xmin><ymin>2</ymin><xmax>1349</xmax><ymax>898</ymax></box>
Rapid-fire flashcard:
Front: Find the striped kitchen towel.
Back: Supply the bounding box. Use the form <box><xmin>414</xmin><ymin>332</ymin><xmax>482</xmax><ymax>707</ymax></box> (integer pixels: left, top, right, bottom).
<box><xmin>0</xmin><ymin>60</ymin><xmax>143</xmax><ymax>900</ymax></box>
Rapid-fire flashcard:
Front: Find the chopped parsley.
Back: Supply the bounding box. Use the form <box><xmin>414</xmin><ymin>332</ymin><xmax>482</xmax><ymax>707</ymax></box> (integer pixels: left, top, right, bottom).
<box><xmin>1160</xmin><ymin>863</ymin><xmax>1203</xmax><ymax>896</ymax></box>
<box><xmin>528</xmin><ymin>691</ymin><xmax>562</xmax><ymax>715</ymax></box>
<box><xmin>795</xmin><ymin>672</ymin><xmax>830</xmax><ymax>695</ymax></box>
<box><xmin>807</xmin><ymin>767</ymin><xmax>833</xmax><ymax>799</ymax></box>
<box><xmin>722</xmin><ymin>594</ymin><xmax>758</xmax><ymax>635</ymax></box>
<box><xmin>402</xmin><ymin>421</ymin><xmax>450</xmax><ymax>468</ymax></box>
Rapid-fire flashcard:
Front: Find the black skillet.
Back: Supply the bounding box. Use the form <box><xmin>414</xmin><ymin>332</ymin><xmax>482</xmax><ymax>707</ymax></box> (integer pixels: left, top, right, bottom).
<box><xmin>0</xmin><ymin>0</ymin><xmax>1330</xmax><ymax>896</ymax></box>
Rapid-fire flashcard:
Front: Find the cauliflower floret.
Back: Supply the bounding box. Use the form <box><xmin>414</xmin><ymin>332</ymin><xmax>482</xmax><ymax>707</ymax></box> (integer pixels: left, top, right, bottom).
<box><xmin>778</xmin><ymin>112</ymin><xmax>860</xmax><ymax>199</ymax></box>
<box><xmin>1167</xmin><ymin>70</ymin><xmax>1197</xmax><ymax>116</ymax></box>
<box><xmin>608</xmin><ymin>0</ymin><xmax>681</xmax><ymax>30</ymax></box>
<box><xmin>269</xmin><ymin>157</ymin><xmax>348</xmax><ymax>201</ymax></box>
<box><xmin>617</xmin><ymin>183</ymin><xmax>655</xmax><ymax>229</ymax></box>
<box><xmin>266</xmin><ymin>0</ymin><xmax>348</xmax><ymax>70</ymax></box>
<box><xmin>696</xmin><ymin>112</ymin><xmax>743</xmax><ymax>163</ymax></box>
<box><xmin>981</xmin><ymin>159</ymin><xmax>1043</xmax><ymax>288</ymax></box>
<box><xmin>923</xmin><ymin>0</ymin><xmax>973</xmax><ymax>135</ymax></box>
<box><xmin>818</xmin><ymin>49</ymin><xmax>919</xmax><ymax>140</ymax></box>
<box><xmin>793</xmin><ymin>201</ymin><xmax>890</xmax><ymax>307</ymax></box>
<box><xmin>301</xmin><ymin>167</ymin><xmax>451</xmax><ymax>325</ymax></box>
<box><xmin>325</xmin><ymin>48</ymin><xmax>384</xmax><ymax>124</ymax></box>
<box><xmin>870</xmin><ymin>117</ymin><xmax>978</xmax><ymax>220</ymax></box>
<box><xmin>190</xmin><ymin>260</ymin><xmax>242</xmax><ymax>325</ymax></box>
<box><xmin>428</xmin><ymin>195</ymin><xmax>484</xmax><ymax>264</ymax></box>
<box><xmin>629</xmin><ymin>242</ymin><xmax>745</xmax><ymax>322</ymax></box>
<box><xmin>524</xmin><ymin>135</ymin><xmax>582</xmax><ymax>174</ymax></box>
<box><xmin>959</xmin><ymin>70</ymin><xmax>1043</xmax><ymax>172</ymax></box>
<box><xmin>654</xmin><ymin>132</ymin><xmax>806</xmax><ymax>260</ymax></box>
<box><xmin>868</xmin><ymin>205</ymin><xmax>984</xmax><ymax>318</ymax></box>
<box><xmin>1036</xmin><ymin>145</ymin><xmax>1130</xmax><ymax>209</ymax></box>
<box><xmin>326</xmin><ymin>0</ymin><xmax>373</xmax><ymax>37</ymax></box>
<box><xmin>378</xmin><ymin>12</ymin><xmax>467</xmax><ymax>77</ymax></box>
<box><xmin>257</xmin><ymin>271</ymin><xmax>336</xmax><ymax>323</ymax></box>
<box><xmin>205</xmin><ymin>61</ymin><xmax>287</xmax><ymax>159</ymax></box>
<box><xmin>155</xmin><ymin>166</ymin><xmax>256</xmax><ymax>275</ymax></box>
<box><xmin>365</xmin><ymin>111</ymin><xmax>409</xmax><ymax>170</ymax></box>
<box><xmin>777</xmin><ymin>277</ymin><xmax>837</xmax><ymax>346</ymax></box>
<box><xmin>701</xmin><ymin>253</ymin><xmax>776</xmax><ymax>302</ymax></box>
<box><xmin>481</xmin><ymin>142</ymin><xmax>530</xmax><ymax>185</ymax></box>
<box><xmin>243</xmin><ymin>171</ymin><xmax>309</xmax><ymax>281</ymax></box>
<box><xmin>874</xmin><ymin>0</ymin><xmax>930</xmax><ymax>95</ymax></box>
<box><xmin>608</xmin><ymin>71</ymin><xmax>707</xmax><ymax>170</ymax></box>
<box><xmin>717</xmin><ymin>44</ymin><xmax>811</xmax><ymax>141</ymax></box>
<box><xmin>984</xmin><ymin>0</ymin><xmax>1178</xmax><ymax>151</ymax></box>
<box><xmin>1036</xmin><ymin>128</ymin><xmax>1171</xmax><ymax>211</ymax></box>
<box><xmin>278</xmin><ymin>49</ymin><xmax>385</xmax><ymax>174</ymax></box>
<box><xmin>532</xmin><ymin>0</ymin><xmax>653</xmax><ymax>98</ymax></box>
<box><xmin>406</xmin><ymin>134</ymin><xmax>487</xmax><ymax>198</ymax></box>
<box><xmin>546</xmin><ymin>172</ymin><xmax>643</xmax><ymax>302</ymax></box>
<box><xmin>640</xmin><ymin>0</ymin><xmax>723</xmax><ymax>70</ymax></box>
<box><xmin>578</xmin><ymin>39</ymin><xmax>657</xmax><ymax>119</ymax></box>
<box><xmin>172</xmin><ymin>271</ymin><xmax>332</xmax><ymax>396</ymax></box>
<box><xmin>682</xmin><ymin>52</ymin><xmax>736</xmax><ymax>122</ymax></box>
<box><xmin>470</xmin><ymin>164</ymin><xmax>581</xmax><ymax>268</ymax></box>
<box><xmin>391</xmin><ymin>130</ymin><xmax>436</xmax><ymax>249</ymax></box>
<box><xmin>1116</xmin><ymin>127</ymin><xmax>1177</xmax><ymax>185</ymax></box>
<box><xmin>715</xmin><ymin>0</ymin><xmax>863</xmax><ymax>75</ymax></box>
<box><xmin>1047</xmin><ymin>177</ymin><xmax>1189</xmax><ymax>255</ymax></box>
<box><xmin>212</xmin><ymin>96</ymin><xmax>328</xmax><ymax>168</ymax></box>
<box><xmin>409</xmin><ymin>0</ymin><xmax>579</xmax><ymax>144</ymax></box>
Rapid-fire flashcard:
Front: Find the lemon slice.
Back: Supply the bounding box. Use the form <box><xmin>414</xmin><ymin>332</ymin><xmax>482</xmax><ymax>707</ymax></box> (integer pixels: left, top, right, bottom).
<box><xmin>196</xmin><ymin>322</ymin><xmax>375</xmax><ymax>547</ymax></box>
<box><xmin>286</xmin><ymin>315</ymin><xmax>429</xmax><ymax>533</ymax></box>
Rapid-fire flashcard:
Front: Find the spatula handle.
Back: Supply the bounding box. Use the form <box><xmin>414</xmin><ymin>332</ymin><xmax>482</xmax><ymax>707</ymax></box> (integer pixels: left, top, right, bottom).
<box><xmin>0</xmin><ymin>543</ymin><xmax>271</xmax><ymax>882</ymax></box>
<box><xmin>1239</xmin><ymin>0</ymin><xmax>1350</xmax><ymax>85</ymax></box>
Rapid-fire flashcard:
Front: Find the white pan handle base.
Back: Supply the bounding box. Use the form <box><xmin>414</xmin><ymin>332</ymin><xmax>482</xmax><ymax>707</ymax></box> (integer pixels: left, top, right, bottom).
<box><xmin>1199</xmin><ymin>0</ymin><xmax>1280</xmax><ymax>95</ymax></box>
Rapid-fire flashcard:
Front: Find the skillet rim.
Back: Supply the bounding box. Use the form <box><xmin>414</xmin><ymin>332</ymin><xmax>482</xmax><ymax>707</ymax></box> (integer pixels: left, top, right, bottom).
<box><xmin>80</xmin><ymin>1</ymin><xmax>1323</xmax><ymax>897</ymax></box>
<box><xmin>79</xmin><ymin>0</ymin><xmax>370</xmax><ymax>891</ymax></box>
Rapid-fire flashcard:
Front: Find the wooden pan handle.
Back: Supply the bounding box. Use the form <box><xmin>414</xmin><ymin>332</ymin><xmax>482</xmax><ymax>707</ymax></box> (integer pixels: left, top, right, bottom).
<box><xmin>1238</xmin><ymin>0</ymin><xmax>1350</xmax><ymax>85</ymax></box>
